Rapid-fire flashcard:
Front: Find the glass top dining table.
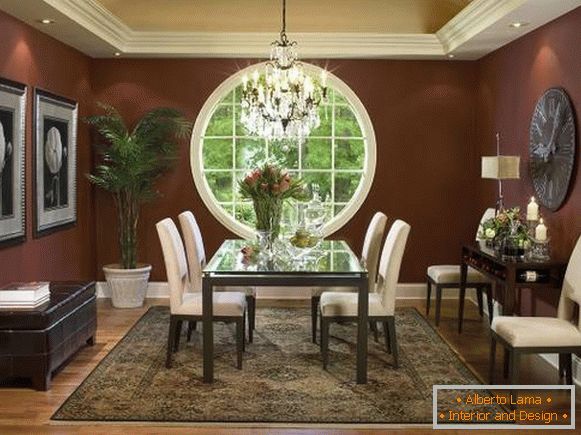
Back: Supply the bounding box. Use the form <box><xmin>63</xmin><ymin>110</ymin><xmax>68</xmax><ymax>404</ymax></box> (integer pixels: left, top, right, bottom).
<box><xmin>205</xmin><ymin>239</ymin><xmax>366</xmax><ymax>275</ymax></box>
<box><xmin>201</xmin><ymin>239</ymin><xmax>370</xmax><ymax>384</ymax></box>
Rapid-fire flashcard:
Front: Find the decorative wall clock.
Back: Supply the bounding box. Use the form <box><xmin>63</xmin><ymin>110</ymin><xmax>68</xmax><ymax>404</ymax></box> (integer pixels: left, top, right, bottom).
<box><xmin>529</xmin><ymin>88</ymin><xmax>576</xmax><ymax>211</ymax></box>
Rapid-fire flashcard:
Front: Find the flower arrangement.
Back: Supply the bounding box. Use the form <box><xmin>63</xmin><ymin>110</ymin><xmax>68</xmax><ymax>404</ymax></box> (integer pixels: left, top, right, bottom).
<box><xmin>479</xmin><ymin>207</ymin><xmax>531</xmax><ymax>251</ymax></box>
<box><xmin>238</xmin><ymin>162</ymin><xmax>305</xmax><ymax>239</ymax></box>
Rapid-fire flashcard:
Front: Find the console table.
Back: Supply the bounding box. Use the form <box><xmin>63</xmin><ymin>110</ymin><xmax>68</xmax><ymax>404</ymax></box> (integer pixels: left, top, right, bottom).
<box><xmin>458</xmin><ymin>245</ymin><xmax>566</xmax><ymax>333</ymax></box>
<box><xmin>0</xmin><ymin>281</ymin><xmax>96</xmax><ymax>390</ymax></box>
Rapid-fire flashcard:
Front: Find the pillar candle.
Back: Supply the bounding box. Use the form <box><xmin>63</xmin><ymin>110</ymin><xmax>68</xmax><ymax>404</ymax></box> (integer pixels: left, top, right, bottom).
<box><xmin>527</xmin><ymin>196</ymin><xmax>539</xmax><ymax>221</ymax></box>
<box><xmin>535</xmin><ymin>218</ymin><xmax>547</xmax><ymax>241</ymax></box>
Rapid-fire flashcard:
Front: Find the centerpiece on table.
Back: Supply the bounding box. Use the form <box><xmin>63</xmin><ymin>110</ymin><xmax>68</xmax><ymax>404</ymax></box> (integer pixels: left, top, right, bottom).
<box><xmin>478</xmin><ymin>207</ymin><xmax>531</xmax><ymax>259</ymax></box>
<box><xmin>238</xmin><ymin>162</ymin><xmax>305</xmax><ymax>250</ymax></box>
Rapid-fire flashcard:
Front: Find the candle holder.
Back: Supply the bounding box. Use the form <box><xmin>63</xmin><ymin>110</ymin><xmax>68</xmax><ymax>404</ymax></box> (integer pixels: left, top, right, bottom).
<box><xmin>530</xmin><ymin>238</ymin><xmax>551</xmax><ymax>261</ymax></box>
<box><xmin>526</xmin><ymin>219</ymin><xmax>539</xmax><ymax>238</ymax></box>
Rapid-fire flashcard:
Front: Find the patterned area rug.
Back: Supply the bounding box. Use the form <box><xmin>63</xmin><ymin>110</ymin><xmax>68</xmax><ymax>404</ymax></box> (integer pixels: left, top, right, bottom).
<box><xmin>52</xmin><ymin>306</ymin><xmax>485</xmax><ymax>424</ymax></box>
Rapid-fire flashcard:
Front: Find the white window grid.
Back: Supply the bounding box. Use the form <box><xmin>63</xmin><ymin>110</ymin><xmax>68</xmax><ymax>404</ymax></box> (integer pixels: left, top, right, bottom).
<box><xmin>201</xmin><ymin>86</ymin><xmax>366</xmax><ymax>224</ymax></box>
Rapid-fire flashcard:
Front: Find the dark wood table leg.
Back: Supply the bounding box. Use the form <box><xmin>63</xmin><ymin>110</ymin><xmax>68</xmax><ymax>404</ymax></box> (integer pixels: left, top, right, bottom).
<box><xmin>357</xmin><ymin>277</ymin><xmax>369</xmax><ymax>384</ymax></box>
<box><xmin>202</xmin><ymin>275</ymin><xmax>214</xmax><ymax>383</ymax></box>
<box><xmin>458</xmin><ymin>259</ymin><xmax>468</xmax><ymax>333</ymax></box>
<box><xmin>504</xmin><ymin>265</ymin><xmax>516</xmax><ymax>316</ymax></box>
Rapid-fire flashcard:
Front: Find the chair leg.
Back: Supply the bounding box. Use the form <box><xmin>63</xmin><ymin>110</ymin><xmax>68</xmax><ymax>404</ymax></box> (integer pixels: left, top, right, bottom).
<box><xmin>489</xmin><ymin>336</ymin><xmax>496</xmax><ymax>384</ymax></box>
<box><xmin>370</xmin><ymin>321</ymin><xmax>379</xmax><ymax>342</ymax></box>
<box><xmin>173</xmin><ymin>320</ymin><xmax>183</xmax><ymax>352</ymax></box>
<box><xmin>435</xmin><ymin>286</ymin><xmax>442</xmax><ymax>326</ymax></box>
<box><xmin>383</xmin><ymin>321</ymin><xmax>391</xmax><ymax>354</ymax></box>
<box><xmin>321</xmin><ymin>316</ymin><xmax>330</xmax><ymax>369</ymax></box>
<box><xmin>242</xmin><ymin>312</ymin><xmax>246</xmax><ymax>353</ymax></box>
<box><xmin>486</xmin><ymin>285</ymin><xmax>494</xmax><ymax>324</ymax></box>
<box><xmin>508</xmin><ymin>349</ymin><xmax>519</xmax><ymax>385</ymax></box>
<box><xmin>311</xmin><ymin>296</ymin><xmax>320</xmax><ymax>343</ymax></box>
<box><xmin>476</xmin><ymin>288</ymin><xmax>484</xmax><ymax>317</ymax></box>
<box><xmin>503</xmin><ymin>347</ymin><xmax>510</xmax><ymax>379</ymax></box>
<box><xmin>166</xmin><ymin>316</ymin><xmax>178</xmax><ymax>369</ymax></box>
<box><xmin>246</xmin><ymin>295</ymin><xmax>255</xmax><ymax>343</ymax></box>
<box><xmin>387</xmin><ymin>317</ymin><xmax>398</xmax><ymax>369</ymax></box>
<box><xmin>187</xmin><ymin>321</ymin><xmax>196</xmax><ymax>342</ymax></box>
<box><xmin>426</xmin><ymin>280</ymin><xmax>432</xmax><ymax>316</ymax></box>
<box><xmin>236</xmin><ymin>318</ymin><xmax>244</xmax><ymax>370</ymax></box>
<box><xmin>565</xmin><ymin>353</ymin><xmax>573</xmax><ymax>385</ymax></box>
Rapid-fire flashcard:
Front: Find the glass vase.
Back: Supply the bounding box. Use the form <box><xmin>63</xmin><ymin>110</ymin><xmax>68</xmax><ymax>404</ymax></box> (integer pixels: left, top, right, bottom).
<box><xmin>253</xmin><ymin>198</ymin><xmax>283</xmax><ymax>240</ymax></box>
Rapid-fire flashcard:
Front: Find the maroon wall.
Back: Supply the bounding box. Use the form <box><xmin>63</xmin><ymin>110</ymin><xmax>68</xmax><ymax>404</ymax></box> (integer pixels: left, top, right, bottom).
<box><xmin>0</xmin><ymin>11</ymin><xmax>96</xmax><ymax>282</ymax></box>
<box><xmin>90</xmin><ymin>59</ymin><xmax>480</xmax><ymax>282</ymax></box>
<box><xmin>1</xmin><ymin>5</ymin><xmax>579</xmax><ymax>296</ymax></box>
<box><xmin>477</xmin><ymin>7</ymin><xmax>581</xmax><ymax>315</ymax></box>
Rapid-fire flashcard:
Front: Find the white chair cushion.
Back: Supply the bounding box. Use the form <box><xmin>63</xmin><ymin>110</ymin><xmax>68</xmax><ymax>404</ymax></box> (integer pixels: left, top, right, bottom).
<box><xmin>427</xmin><ymin>265</ymin><xmax>490</xmax><ymax>284</ymax></box>
<box><xmin>320</xmin><ymin>292</ymin><xmax>389</xmax><ymax>318</ymax></box>
<box><xmin>492</xmin><ymin>316</ymin><xmax>581</xmax><ymax>348</ymax></box>
<box><xmin>215</xmin><ymin>286</ymin><xmax>256</xmax><ymax>296</ymax></box>
<box><xmin>312</xmin><ymin>286</ymin><xmax>358</xmax><ymax>297</ymax></box>
<box><xmin>173</xmin><ymin>291</ymin><xmax>246</xmax><ymax>317</ymax></box>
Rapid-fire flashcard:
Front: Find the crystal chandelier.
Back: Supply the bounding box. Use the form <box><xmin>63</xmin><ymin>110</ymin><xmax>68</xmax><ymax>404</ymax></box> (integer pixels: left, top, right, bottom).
<box><xmin>240</xmin><ymin>0</ymin><xmax>328</xmax><ymax>143</ymax></box>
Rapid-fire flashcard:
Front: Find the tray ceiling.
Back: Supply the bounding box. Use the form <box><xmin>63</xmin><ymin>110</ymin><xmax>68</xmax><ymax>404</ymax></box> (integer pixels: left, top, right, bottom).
<box><xmin>96</xmin><ymin>0</ymin><xmax>472</xmax><ymax>34</ymax></box>
<box><xmin>0</xmin><ymin>0</ymin><xmax>579</xmax><ymax>59</ymax></box>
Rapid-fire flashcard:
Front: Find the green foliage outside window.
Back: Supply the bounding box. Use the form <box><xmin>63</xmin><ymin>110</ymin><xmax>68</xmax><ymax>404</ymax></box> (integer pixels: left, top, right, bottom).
<box><xmin>201</xmin><ymin>84</ymin><xmax>366</xmax><ymax>231</ymax></box>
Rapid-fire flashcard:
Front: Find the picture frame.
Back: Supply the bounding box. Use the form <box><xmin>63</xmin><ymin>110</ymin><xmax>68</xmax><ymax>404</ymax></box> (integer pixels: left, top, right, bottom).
<box><xmin>33</xmin><ymin>89</ymin><xmax>78</xmax><ymax>237</ymax></box>
<box><xmin>0</xmin><ymin>78</ymin><xmax>27</xmax><ymax>247</ymax></box>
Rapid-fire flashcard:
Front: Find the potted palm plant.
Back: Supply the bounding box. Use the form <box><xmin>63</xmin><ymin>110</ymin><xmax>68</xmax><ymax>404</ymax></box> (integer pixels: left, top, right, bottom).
<box><xmin>87</xmin><ymin>103</ymin><xmax>190</xmax><ymax>308</ymax></box>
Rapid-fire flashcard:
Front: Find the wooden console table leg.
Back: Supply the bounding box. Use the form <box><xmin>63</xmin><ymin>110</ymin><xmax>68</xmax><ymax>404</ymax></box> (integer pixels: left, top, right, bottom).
<box><xmin>458</xmin><ymin>261</ymin><xmax>468</xmax><ymax>333</ymax></box>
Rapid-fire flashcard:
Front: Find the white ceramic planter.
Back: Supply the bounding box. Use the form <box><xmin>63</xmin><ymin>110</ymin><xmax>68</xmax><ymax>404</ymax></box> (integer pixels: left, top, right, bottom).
<box><xmin>103</xmin><ymin>264</ymin><xmax>152</xmax><ymax>308</ymax></box>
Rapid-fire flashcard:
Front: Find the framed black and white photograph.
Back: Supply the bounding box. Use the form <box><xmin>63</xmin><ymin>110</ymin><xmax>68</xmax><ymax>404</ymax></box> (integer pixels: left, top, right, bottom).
<box><xmin>34</xmin><ymin>89</ymin><xmax>77</xmax><ymax>237</ymax></box>
<box><xmin>0</xmin><ymin>78</ymin><xmax>26</xmax><ymax>246</ymax></box>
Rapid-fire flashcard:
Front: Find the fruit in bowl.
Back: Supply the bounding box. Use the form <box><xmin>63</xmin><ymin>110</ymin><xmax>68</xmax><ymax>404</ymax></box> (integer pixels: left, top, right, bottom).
<box><xmin>289</xmin><ymin>229</ymin><xmax>319</xmax><ymax>249</ymax></box>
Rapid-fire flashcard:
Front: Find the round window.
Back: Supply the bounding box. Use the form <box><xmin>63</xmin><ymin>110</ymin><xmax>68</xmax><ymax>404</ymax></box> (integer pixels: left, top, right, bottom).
<box><xmin>191</xmin><ymin>63</ymin><xmax>376</xmax><ymax>239</ymax></box>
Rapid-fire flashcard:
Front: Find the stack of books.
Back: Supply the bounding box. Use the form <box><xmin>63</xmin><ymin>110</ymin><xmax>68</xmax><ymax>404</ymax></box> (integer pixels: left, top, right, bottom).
<box><xmin>0</xmin><ymin>282</ymin><xmax>50</xmax><ymax>309</ymax></box>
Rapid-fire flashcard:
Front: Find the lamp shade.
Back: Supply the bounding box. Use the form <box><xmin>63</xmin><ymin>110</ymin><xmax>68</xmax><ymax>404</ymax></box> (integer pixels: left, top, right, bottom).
<box><xmin>481</xmin><ymin>156</ymin><xmax>520</xmax><ymax>179</ymax></box>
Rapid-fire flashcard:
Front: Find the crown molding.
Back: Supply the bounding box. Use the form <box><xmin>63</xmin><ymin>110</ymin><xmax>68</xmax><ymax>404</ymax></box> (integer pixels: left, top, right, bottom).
<box><xmin>123</xmin><ymin>32</ymin><xmax>444</xmax><ymax>58</ymax></box>
<box><xmin>0</xmin><ymin>0</ymin><xmax>573</xmax><ymax>58</ymax></box>
<box><xmin>437</xmin><ymin>0</ymin><xmax>528</xmax><ymax>53</ymax></box>
<box><xmin>43</xmin><ymin>0</ymin><xmax>130</xmax><ymax>48</ymax></box>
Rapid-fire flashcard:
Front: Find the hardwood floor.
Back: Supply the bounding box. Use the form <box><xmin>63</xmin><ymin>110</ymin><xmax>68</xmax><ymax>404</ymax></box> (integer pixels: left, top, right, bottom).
<box><xmin>0</xmin><ymin>297</ymin><xmax>578</xmax><ymax>434</ymax></box>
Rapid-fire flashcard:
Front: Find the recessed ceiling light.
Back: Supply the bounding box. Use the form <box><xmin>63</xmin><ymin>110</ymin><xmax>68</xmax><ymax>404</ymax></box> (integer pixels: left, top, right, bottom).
<box><xmin>509</xmin><ymin>22</ymin><xmax>529</xmax><ymax>28</ymax></box>
<box><xmin>114</xmin><ymin>52</ymin><xmax>121</xmax><ymax>57</ymax></box>
<box><xmin>448</xmin><ymin>54</ymin><xmax>455</xmax><ymax>59</ymax></box>
<box><xmin>39</xmin><ymin>19</ymin><xmax>54</xmax><ymax>24</ymax></box>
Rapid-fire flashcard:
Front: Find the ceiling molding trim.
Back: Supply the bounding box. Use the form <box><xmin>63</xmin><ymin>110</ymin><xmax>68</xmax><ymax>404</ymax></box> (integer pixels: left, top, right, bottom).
<box><xmin>42</xmin><ymin>0</ymin><xmax>130</xmax><ymax>48</ymax></box>
<box><xmin>123</xmin><ymin>32</ymin><xmax>444</xmax><ymax>58</ymax></box>
<box><xmin>437</xmin><ymin>0</ymin><xmax>527</xmax><ymax>53</ymax></box>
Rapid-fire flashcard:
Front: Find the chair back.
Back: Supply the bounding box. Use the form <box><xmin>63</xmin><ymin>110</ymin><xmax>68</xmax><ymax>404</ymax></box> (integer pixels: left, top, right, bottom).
<box><xmin>376</xmin><ymin>219</ymin><xmax>411</xmax><ymax>315</ymax></box>
<box><xmin>178</xmin><ymin>211</ymin><xmax>206</xmax><ymax>292</ymax></box>
<box><xmin>475</xmin><ymin>208</ymin><xmax>496</xmax><ymax>240</ymax></box>
<box><xmin>557</xmin><ymin>236</ymin><xmax>581</xmax><ymax>329</ymax></box>
<box><xmin>361</xmin><ymin>212</ymin><xmax>388</xmax><ymax>290</ymax></box>
<box><xmin>156</xmin><ymin>218</ymin><xmax>189</xmax><ymax>312</ymax></box>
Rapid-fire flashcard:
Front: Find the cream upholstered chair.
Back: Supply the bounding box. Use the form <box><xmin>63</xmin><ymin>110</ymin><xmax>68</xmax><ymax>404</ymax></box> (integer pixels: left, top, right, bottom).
<box><xmin>156</xmin><ymin>218</ymin><xmax>247</xmax><ymax>370</ymax></box>
<box><xmin>320</xmin><ymin>219</ymin><xmax>410</xmax><ymax>369</ymax></box>
<box><xmin>178</xmin><ymin>211</ymin><xmax>257</xmax><ymax>342</ymax></box>
<box><xmin>311</xmin><ymin>212</ymin><xmax>387</xmax><ymax>343</ymax></box>
<box><xmin>426</xmin><ymin>208</ymin><xmax>496</xmax><ymax>326</ymax></box>
<box><xmin>489</xmin><ymin>236</ymin><xmax>581</xmax><ymax>385</ymax></box>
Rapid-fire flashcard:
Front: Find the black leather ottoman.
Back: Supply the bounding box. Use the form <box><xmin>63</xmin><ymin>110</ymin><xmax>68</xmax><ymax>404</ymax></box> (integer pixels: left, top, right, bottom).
<box><xmin>0</xmin><ymin>281</ymin><xmax>97</xmax><ymax>390</ymax></box>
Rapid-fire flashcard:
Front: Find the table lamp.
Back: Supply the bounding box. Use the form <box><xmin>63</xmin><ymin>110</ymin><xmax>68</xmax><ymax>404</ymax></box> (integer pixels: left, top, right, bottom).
<box><xmin>481</xmin><ymin>133</ymin><xmax>520</xmax><ymax>213</ymax></box>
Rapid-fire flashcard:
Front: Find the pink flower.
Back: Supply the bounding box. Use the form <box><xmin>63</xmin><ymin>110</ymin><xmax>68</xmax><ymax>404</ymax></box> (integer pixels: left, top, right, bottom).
<box><xmin>279</xmin><ymin>179</ymin><xmax>290</xmax><ymax>192</ymax></box>
<box><xmin>260</xmin><ymin>183</ymin><xmax>268</xmax><ymax>191</ymax></box>
<box><xmin>272</xmin><ymin>183</ymin><xmax>281</xmax><ymax>194</ymax></box>
<box><xmin>244</xmin><ymin>175</ymin><xmax>256</xmax><ymax>186</ymax></box>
